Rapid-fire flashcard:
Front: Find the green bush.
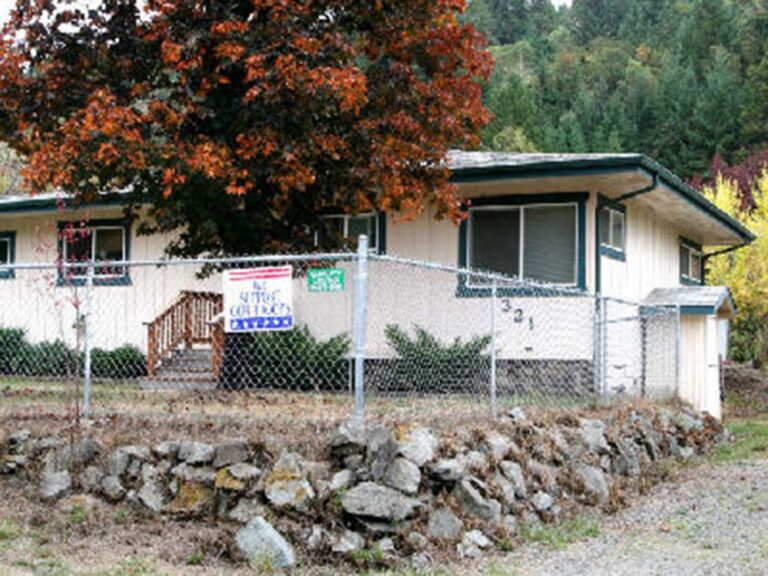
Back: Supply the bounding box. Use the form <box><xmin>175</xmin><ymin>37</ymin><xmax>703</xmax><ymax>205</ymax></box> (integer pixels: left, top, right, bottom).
<box><xmin>384</xmin><ymin>324</ymin><xmax>491</xmax><ymax>393</ymax></box>
<box><xmin>0</xmin><ymin>328</ymin><xmax>25</xmax><ymax>375</ymax></box>
<box><xmin>0</xmin><ymin>327</ymin><xmax>145</xmax><ymax>379</ymax></box>
<box><xmin>243</xmin><ymin>326</ymin><xmax>351</xmax><ymax>391</ymax></box>
<box><xmin>91</xmin><ymin>345</ymin><xmax>147</xmax><ymax>379</ymax></box>
<box><xmin>12</xmin><ymin>339</ymin><xmax>78</xmax><ymax>377</ymax></box>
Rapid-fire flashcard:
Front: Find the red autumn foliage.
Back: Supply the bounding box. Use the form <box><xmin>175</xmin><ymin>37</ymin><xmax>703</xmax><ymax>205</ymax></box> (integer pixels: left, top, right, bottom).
<box><xmin>0</xmin><ymin>0</ymin><xmax>492</xmax><ymax>256</ymax></box>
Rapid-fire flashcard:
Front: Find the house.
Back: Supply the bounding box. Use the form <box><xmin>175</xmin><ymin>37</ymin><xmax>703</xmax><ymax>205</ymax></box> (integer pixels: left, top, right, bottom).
<box><xmin>0</xmin><ymin>152</ymin><xmax>754</xmax><ymax>418</ymax></box>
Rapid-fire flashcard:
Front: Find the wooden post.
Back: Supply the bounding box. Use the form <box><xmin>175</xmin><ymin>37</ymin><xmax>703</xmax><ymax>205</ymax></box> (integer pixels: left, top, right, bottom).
<box><xmin>183</xmin><ymin>292</ymin><xmax>193</xmax><ymax>348</ymax></box>
<box><xmin>147</xmin><ymin>323</ymin><xmax>157</xmax><ymax>377</ymax></box>
<box><xmin>211</xmin><ymin>320</ymin><xmax>225</xmax><ymax>381</ymax></box>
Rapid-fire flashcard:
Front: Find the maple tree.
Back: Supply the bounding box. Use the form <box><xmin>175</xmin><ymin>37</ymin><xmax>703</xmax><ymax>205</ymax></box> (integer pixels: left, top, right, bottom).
<box><xmin>0</xmin><ymin>0</ymin><xmax>491</xmax><ymax>256</ymax></box>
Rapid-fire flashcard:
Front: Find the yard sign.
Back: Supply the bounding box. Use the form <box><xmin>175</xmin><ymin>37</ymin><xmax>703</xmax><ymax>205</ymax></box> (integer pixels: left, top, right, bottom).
<box><xmin>223</xmin><ymin>266</ymin><xmax>294</xmax><ymax>333</ymax></box>
<box><xmin>307</xmin><ymin>268</ymin><xmax>345</xmax><ymax>292</ymax></box>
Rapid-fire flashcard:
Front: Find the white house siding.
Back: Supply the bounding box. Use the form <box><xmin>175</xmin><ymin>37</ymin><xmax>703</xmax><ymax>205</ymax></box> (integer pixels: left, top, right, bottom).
<box><xmin>680</xmin><ymin>315</ymin><xmax>722</xmax><ymax>419</ymax></box>
<box><xmin>599</xmin><ymin>200</ymin><xmax>683</xmax><ymax>302</ymax></box>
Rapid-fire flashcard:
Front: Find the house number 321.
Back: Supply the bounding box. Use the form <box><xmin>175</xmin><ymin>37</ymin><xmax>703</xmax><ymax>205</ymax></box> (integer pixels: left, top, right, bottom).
<box><xmin>500</xmin><ymin>299</ymin><xmax>535</xmax><ymax>330</ymax></box>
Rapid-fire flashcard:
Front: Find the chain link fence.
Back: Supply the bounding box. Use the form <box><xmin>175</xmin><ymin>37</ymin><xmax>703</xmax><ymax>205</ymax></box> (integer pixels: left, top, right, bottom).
<box><xmin>0</xmin><ymin>238</ymin><xmax>680</xmax><ymax>431</ymax></box>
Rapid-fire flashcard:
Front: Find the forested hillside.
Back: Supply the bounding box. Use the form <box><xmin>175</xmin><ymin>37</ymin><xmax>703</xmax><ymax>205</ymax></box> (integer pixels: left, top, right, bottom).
<box><xmin>465</xmin><ymin>0</ymin><xmax>768</xmax><ymax>180</ymax></box>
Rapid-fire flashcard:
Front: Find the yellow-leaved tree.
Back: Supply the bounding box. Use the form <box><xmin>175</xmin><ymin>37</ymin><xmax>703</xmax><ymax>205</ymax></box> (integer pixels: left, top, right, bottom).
<box><xmin>703</xmin><ymin>173</ymin><xmax>768</xmax><ymax>365</ymax></box>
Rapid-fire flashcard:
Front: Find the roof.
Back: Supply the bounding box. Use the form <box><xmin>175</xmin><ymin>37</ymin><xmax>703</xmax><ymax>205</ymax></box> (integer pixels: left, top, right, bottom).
<box><xmin>0</xmin><ymin>152</ymin><xmax>755</xmax><ymax>246</ymax></box>
<box><xmin>643</xmin><ymin>286</ymin><xmax>736</xmax><ymax>317</ymax></box>
<box><xmin>0</xmin><ymin>190</ymin><xmax>126</xmax><ymax>213</ymax></box>
<box><xmin>447</xmin><ymin>151</ymin><xmax>755</xmax><ymax>246</ymax></box>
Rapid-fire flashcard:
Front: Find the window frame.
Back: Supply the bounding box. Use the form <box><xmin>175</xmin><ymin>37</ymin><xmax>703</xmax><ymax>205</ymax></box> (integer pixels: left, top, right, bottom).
<box><xmin>57</xmin><ymin>219</ymin><xmax>132</xmax><ymax>287</ymax></box>
<box><xmin>314</xmin><ymin>212</ymin><xmax>386</xmax><ymax>254</ymax></box>
<box><xmin>598</xmin><ymin>199</ymin><xmax>626</xmax><ymax>262</ymax></box>
<box><xmin>0</xmin><ymin>231</ymin><xmax>16</xmax><ymax>280</ymax></box>
<box><xmin>458</xmin><ymin>192</ymin><xmax>588</xmax><ymax>297</ymax></box>
<box><xmin>679</xmin><ymin>237</ymin><xmax>704</xmax><ymax>286</ymax></box>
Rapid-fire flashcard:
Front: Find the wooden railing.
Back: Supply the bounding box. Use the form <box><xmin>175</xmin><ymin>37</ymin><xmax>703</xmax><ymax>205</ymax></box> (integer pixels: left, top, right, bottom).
<box><xmin>146</xmin><ymin>290</ymin><xmax>223</xmax><ymax>377</ymax></box>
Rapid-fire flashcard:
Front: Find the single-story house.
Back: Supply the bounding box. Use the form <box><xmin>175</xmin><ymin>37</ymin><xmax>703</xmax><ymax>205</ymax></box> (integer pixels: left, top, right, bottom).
<box><xmin>0</xmin><ymin>152</ymin><xmax>754</xmax><ymax>418</ymax></box>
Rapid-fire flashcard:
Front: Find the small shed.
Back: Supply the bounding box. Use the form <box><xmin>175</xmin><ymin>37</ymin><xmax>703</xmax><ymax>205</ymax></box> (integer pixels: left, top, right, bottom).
<box><xmin>644</xmin><ymin>286</ymin><xmax>735</xmax><ymax>418</ymax></box>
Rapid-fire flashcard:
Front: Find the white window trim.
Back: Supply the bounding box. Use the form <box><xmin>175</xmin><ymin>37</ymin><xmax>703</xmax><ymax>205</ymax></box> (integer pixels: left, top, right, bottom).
<box><xmin>314</xmin><ymin>213</ymin><xmax>379</xmax><ymax>252</ymax></box>
<box><xmin>62</xmin><ymin>226</ymin><xmax>127</xmax><ymax>279</ymax></box>
<box><xmin>680</xmin><ymin>241</ymin><xmax>703</xmax><ymax>283</ymax></box>
<box><xmin>467</xmin><ymin>202</ymin><xmax>579</xmax><ymax>287</ymax></box>
<box><xmin>600</xmin><ymin>206</ymin><xmax>625</xmax><ymax>252</ymax></box>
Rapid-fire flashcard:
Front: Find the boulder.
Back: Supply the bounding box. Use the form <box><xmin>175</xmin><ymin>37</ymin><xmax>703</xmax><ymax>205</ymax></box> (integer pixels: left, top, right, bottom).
<box><xmin>531</xmin><ymin>491</ymin><xmax>554</xmax><ymax>513</ymax></box>
<box><xmin>341</xmin><ymin>482</ymin><xmax>420</xmax><ymax>522</ymax></box>
<box><xmin>227</xmin><ymin>463</ymin><xmax>262</xmax><ymax>482</ymax></box>
<box><xmin>307</xmin><ymin>525</ymin><xmax>329</xmax><ymax>551</ymax></box>
<box><xmin>612</xmin><ymin>438</ymin><xmax>641</xmax><ymax>477</ymax></box>
<box><xmin>575</xmin><ymin>465</ymin><xmax>609</xmax><ymax>505</ymax></box>
<box><xmin>165</xmin><ymin>482</ymin><xmax>214</xmax><ymax>516</ymax></box>
<box><xmin>171</xmin><ymin>463</ymin><xmax>217</xmax><ymax>485</ymax></box>
<box><xmin>215</xmin><ymin>468</ymin><xmax>247</xmax><ymax>492</ymax></box>
<box><xmin>427</xmin><ymin>507</ymin><xmax>464</xmax><ymax>539</ymax></box>
<box><xmin>100</xmin><ymin>475</ymin><xmax>126</xmax><ymax>502</ymax></box>
<box><xmin>498</xmin><ymin>460</ymin><xmax>527</xmax><ymax>499</ymax></box>
<box><xmin>457</xmin><ymin>529</ymin><xmax>491</xmax><ymax>559</ymax></box>
<box><xmin>153</xmin><ymin>441</ymin><xmax>180</xmax><ymax>460</ymax></box>
<box><xmin>484</xmin><ymin>431</ymin><xmax>512</xmax><ymax>461</ymax></box>
<box><xmin>508</xmin><ymin>406</ymin><xmax>527</xmax><ymax>423</ymax></box>
<box><xmin>138</xmin><ymin>464</ymin><xmax>166</xmax><ymax>513</ymax></box>
<box><xmin>214</xmin><ymin>441</ymin><xmax>252</xmax><ymax>469</ymax></box>
<box><xmin>227</xmin><ymin>497</ymin><xmax>264</xmax><ymax>524</ymax></box>
<box><xmin>406</xmin><ymin>532</ymin><xmax>429</xmax><ymax>551</ymax></box>
<box><xmin>41</xmin><ymin>470</ymin><xmax>71</xmax><ymax>501</ymax></box>
<box><xmin>332</xmin><ymin>530</ymin><xmax>365</xmax><ymax>554</ymax></box>
<box><xmin>383</xmin><ymin>457</ymin><xmax>421</xmax><ymax>496</ymax></box>
<box><xmin>178</xmin><ymin>442</ymin><xmax>214</xmax><ymax>465</ymax></box>
<box><xmin>80</xmin><ymin>465</ymin><xmax>103</xmax><ymax>493</ymax></box>
<box><xmin>501</xmin><ymin>514</ymin><xmax>518</xmax><ymax>537</ymax></box>
<box><xmin>453</xmin><ymin>477</ymin><xmax>501</xmax><ymax>523</ymax></box>
<box><xmin>430</xmin><ymin>458</ymin><xmax>467</xmax><ymax>482</ymax></box>
<box><xmin>365</xmin><ymin>424</ymin><xmax>398</xmax><ymax>481</ymax></box>
<box><xmin>328</xmin><ymin>418</ymin><xmax>367</xmax><ymax>457</ymax></box>
<box><xmin>234</xmin><ymin>516</ymin><xmax>295</xmax><ymax>568</ymax></box>
<box><xmin>396</xmin><ymin>427</ymin><xmax>438</xmax><ymax>466</ymax></box>
<box><xmin>580</xmin><ymin>419</ymin><xmax>610</xmax><ymax>455</ymax></box>
<box><xmin>264</xmin><ymin>451</ymin><xmax>315</xmax><ymax>513</ymax></box>
<box><xmin>106</xmin><ymin>446</ymin><xmax>150</xmax><ymax>478</ymax></box>
<box><xmin>329</xmin><ymin>469</ymin><xmax>353</xmax><ymax>492</ymax></box>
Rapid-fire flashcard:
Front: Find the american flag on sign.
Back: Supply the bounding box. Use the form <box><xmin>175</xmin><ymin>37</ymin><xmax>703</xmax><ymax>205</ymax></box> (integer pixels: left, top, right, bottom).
<box><xmin>223</xmin><ymin>265</ymin><xmax>294</xmax><ymax>333</ymax></box>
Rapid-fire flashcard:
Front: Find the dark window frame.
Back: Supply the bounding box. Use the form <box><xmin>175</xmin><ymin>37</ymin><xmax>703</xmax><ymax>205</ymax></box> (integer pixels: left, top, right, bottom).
<box><xmin>679</xmin><ymin>237</ymin><xmax>703</xmax><ymax>286</ymax></box>
<box><xmin>458</xmin><ymin>192</ymin><xmax>588</xmax><ymax>297</ymax></box>
<box><xmin>56</xmin><ymin>218</ymin><xmax>132</xmax><ymax>287</ymax></box>
<box><xmin>598</xmin><ymin>196</ymin><xmax>626</xmax><ymax>262</ymax></box>
<box><xmin>0</xmin><ymin>231</ymin><xmax>16</xmax><ymax>280</ymax></box>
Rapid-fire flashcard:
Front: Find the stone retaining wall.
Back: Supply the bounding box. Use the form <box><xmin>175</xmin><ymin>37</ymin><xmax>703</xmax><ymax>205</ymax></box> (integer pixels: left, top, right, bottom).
<box><xmin>0</xmin><ymin>404</ymin><xmax>726</xmax><ymax>569</ymax></box>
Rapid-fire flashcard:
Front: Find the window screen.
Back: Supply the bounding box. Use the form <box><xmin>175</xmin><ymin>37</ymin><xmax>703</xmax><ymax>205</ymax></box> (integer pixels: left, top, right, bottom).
<box><xmin>523</xmin><ymin>205</ymin><xmax>577</xmax><ymax>284</ymax></box>
<box><xmin>469</xmin><ymin>209</ymin><xmax>520</xmax><ymax>278</ymax></box>
<box><xmin>680</xmin><ymin>245</ymin><xmax>690</xmax><ymax>277</ymax></box>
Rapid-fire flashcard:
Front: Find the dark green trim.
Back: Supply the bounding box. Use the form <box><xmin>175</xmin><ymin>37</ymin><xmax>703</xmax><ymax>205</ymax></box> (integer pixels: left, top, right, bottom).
<box><xmin>680</xmin><ymin>305</ymin><xmax>717</xmax><ymax>315</ymax></box>
<box><xmin>377</xmin><ymin>212</ymin><xmax>387</xmax><ymax>255</ymax></box>
<box><xmin>56</xmin><ymin>218</ymin><xmax>132</xmax><ymax>287</ymax></box>
<box><xmin>600</xmin><ymin>245</ymin><xmax>626</xmax><ymax>262</ymax></box>
<box><xmin>597</xmin><ymin>194</ymin><xmax>626</xmax><ymax>213</ymax></box>
<box><xmin>679</xmin><ymin>236</ymin><xmax>702</xmax><ymax>251</ymax></box>
<box><xmin>679</xmin><ymin>237</ymin><xmax>703</xmax><ymax>286</ymax></box>
<box><xmin>457</xmin><ymin>192</ymin><xmax>587</xmax><ymax>297</ymax></box>
<box><xmin>450</xmin><ymin>154</ymin><xmax>755</xmax><ymax>244</ymax></box>
<box><xmin>0</xmin><ymin>194</ymin><xmax>128</xmax><ymax>214</ymax></box>
<box><xmin>0</xmin><ymin>231</ymin><xmax>16</xmax><ymax>279</ymax></box>
<box><xmin>598</xmin><ymin>196</ymin><xmax>627</xmax><ymax>263</ymax></box>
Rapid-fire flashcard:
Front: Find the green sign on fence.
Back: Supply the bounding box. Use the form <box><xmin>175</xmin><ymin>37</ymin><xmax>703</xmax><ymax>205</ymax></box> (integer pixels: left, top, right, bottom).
<box><xmin>308</xmin><ymin>268</ymin><xmax>345</xmax><ymax>292</ymax></box>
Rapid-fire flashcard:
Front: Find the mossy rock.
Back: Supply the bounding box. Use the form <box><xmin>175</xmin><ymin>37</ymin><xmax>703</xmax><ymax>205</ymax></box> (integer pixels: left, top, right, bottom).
<box><xmin>165</xmin><ymin>482</ymin><xmax>214</xmax><ymax>516</ymax></box>
<box><xmin>215</xmin><ymin>468</ymin><xmax>247</xmax><ymax>492</ymax></box>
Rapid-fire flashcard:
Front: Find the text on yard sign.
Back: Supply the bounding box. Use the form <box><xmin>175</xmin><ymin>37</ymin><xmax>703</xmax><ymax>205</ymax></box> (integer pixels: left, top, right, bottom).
<box><xmin>223</xmin><ymin>266</ymin><xmax>294</xmax><ymax>333</ymax></box>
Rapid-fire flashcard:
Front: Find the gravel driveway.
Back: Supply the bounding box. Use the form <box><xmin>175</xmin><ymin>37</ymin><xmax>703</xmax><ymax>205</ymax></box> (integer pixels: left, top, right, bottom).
<box><xmin>505</xmin><ymin>458</ymin><xmax>768</xmax><ymax>576</ymax></box>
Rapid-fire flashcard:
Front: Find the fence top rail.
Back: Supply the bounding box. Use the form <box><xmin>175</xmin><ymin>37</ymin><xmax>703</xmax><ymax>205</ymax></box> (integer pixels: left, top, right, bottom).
<box><xmin>0</xmin><ymin>252</ymin><xmax>356</xmax><ymax>271</ymax></box>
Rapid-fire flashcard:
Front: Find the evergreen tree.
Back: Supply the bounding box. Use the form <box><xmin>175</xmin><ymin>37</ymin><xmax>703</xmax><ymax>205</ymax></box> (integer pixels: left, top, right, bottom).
<box><xmin>570</xmin><ymin>0</ymin><xmax>632</xmax><ymax>45</ymax></box>
<box><xmin>462</xmin><ymin>0</ymin><xmax>499</xmax><ymax>44</ymax></box>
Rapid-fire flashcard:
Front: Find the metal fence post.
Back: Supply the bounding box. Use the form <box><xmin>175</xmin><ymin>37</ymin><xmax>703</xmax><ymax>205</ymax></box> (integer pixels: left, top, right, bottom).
<box><xmin>353</xmin><ymin>235</ymin><xmax>369</xmax><ymax>422</ymax></box>
<box><xmin>490</xmin><ymin>280</ymin><xmax>498</xmax><ymax>418</ymax></box>
<box><xmin>83</xmin><ymin>262</ymin><xmax>95</xmax><ymax>419</ymax></box>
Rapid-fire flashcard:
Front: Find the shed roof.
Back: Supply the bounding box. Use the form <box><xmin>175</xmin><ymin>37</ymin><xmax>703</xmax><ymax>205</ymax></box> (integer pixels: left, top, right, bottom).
<box><xmin>643</xmin><ymin>286</ymin><xmax>736</xmax><ymax>318</ymax></box>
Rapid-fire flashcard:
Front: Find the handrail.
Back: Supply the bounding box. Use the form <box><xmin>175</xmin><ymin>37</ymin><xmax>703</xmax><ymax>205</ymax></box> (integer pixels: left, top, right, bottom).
<box><xmin>146</xmin><ymin>291</ymin><xmax>223</xmax><ymax>377</ymax></box>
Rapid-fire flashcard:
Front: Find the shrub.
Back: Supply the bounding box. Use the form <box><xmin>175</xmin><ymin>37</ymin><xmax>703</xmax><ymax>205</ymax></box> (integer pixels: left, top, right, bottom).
<box><xmin>90</xmin><ymin>345</ymin><xmax>147</xmax><ymax>379</ymax></box>
<box><xmin>383</xmin><ymin>324</ymin><xmax>491</xmax><ymax>393</ymax></box>
<box><xmin>12</xmin><ymin>339</ymin><xmax>78</xmax><ymax>377</ymax></box>
<box><xmin>0</xmin><ymin>328</ymin><xmax>25</xmax><ymax>374</ymax></box>
<box><xmin>248</xmin><ymin>326</ymin><xmax>351</xmax><ymax>391</ymax></box>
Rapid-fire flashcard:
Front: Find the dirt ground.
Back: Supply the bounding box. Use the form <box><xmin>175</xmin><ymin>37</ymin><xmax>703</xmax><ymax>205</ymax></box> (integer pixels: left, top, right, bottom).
<box><xmin>723</xmin><ymin>362</ymin><xmax>768</xmax><ymax>418</ymax></box>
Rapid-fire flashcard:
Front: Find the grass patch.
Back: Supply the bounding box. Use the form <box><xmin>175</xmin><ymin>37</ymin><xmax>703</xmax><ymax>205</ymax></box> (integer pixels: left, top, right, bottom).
<box><xmin>709</xmin><ymin>418</ymin><xmax>768</xmax><ymax>464</ymax></box>
<box><xmin>0</xmin><ymin>519</ymin><xmax>21</xmax><ymax>542</ymax></box>
<box><xmin>521</xmin><ymin>517</ymin><xmax>601</xmax><ymax>550</ymax></box>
